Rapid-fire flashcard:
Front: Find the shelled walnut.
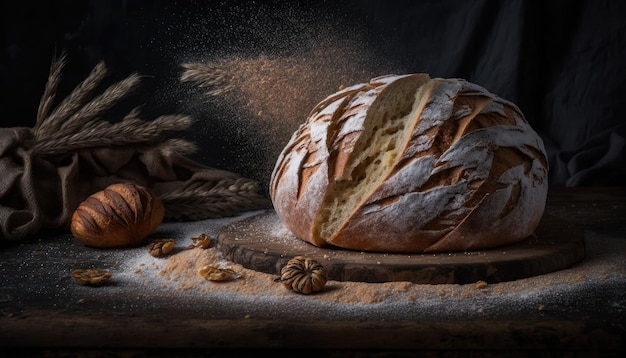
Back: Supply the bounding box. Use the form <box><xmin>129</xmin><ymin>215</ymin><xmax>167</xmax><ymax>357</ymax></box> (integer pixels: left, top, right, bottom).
<box><xmin>187</xmin><ymin>233</ymin><xmax>212</xmax><ymax>249</ymax></box>
<box><xmin>147</xmin><ymin>238</ymin><xmax>175</xmax><ymax>257</ymax></box>
<box><xmin>71</xmin><ymin>268</ymin><xmax>112</xmax><ymax>286</ymax></box>
<box><xmin>70</xmin><ymin>183</ymin><xmax>165</xmax><ymax>248</ymax></box>
<box><xmin>280</xmin><ymin>256</ymin><xmax>327</xmax><ymax>295</ymax></box>
<box><xmin>198</xmin><ymin>265</ymin><xmax>241</xmax><ymax>282</ymax></box>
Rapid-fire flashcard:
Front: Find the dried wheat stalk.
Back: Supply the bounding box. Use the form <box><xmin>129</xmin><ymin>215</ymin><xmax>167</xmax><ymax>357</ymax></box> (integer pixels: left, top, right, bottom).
<box><xmin>153</xmin><ymin>138</ymin><xmax>198</xmax><ymax>157</ymax></box>
<box><xmin>33</xmin><ymin>114</ymin><xmax>193</xmax><ymax>155</ymax></box>
<box><xmin>59</xmin><ymin>73</ymin><xmax>141</xmax><ymax>134</ymax></box>
<box><xmin>31</xmin><ymin>54</ymin><xmax>194</xmax><ymax>156</ymax></box>
<box><xmin>35</xmin><ymin>53</ymin><xmax>67</xmax><ymax>131</ymax></box>
<box><xmin>180</xmin><ymin>62</ymin><xmax>236</xmax><ymax>96</ymax></box>
<box><xmin>157</xmin><ymin>177</ymin><xmax>269</xmax><ymax>220</ymax></box>
<box><xmin>27</xmin><ymin>53</ymin><xmax>269</xmax><ymax>219</ymax></box>
<box><xmin>39</xmin><ymin>61</ymin><xmax>108</xmax><ymax>136</ymax></box>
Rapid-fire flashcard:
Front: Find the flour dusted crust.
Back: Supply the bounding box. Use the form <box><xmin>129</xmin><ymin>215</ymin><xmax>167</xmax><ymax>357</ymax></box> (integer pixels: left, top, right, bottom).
<box><xmin>270</xmin><ymin>74</ymin><xmax>549</xmax><ymax>253</ymax></box>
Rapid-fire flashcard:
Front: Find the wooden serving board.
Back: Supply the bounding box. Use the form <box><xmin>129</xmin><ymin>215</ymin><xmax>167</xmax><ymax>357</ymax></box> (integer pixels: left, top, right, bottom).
<box><xmin>217</xmin><ymin>211</ymin><xmax>586</xmax><ymax>284</ymax></box>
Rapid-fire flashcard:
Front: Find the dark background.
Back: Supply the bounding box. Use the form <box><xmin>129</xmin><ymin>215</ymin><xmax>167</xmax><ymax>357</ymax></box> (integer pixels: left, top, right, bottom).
<box><xmin>2</xmin><ymin>0</ymin><xmax>625</xmax><ymax>187</ymax></box>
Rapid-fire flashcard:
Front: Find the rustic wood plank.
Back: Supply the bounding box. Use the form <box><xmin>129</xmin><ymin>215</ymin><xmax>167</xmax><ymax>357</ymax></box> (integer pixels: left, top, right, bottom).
<box><xmin>217</xmin><ymin>212</ymin><xmax>586</xmax><ymax>284</ymax></box>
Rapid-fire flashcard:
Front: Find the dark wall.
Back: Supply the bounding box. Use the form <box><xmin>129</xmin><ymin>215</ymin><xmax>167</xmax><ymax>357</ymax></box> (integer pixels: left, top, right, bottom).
<box><xmin>2</xmin><ymin>0</ymin><xmax>625</xmax><ymax>187</ymax></box>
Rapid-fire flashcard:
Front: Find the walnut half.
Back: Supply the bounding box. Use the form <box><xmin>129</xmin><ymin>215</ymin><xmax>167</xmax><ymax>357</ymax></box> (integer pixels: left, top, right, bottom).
<box><xmin>147</xmin><ymin>238</ymin><xmax>175</xmax><ymax>257</ymax></box>
<box><xmin>71</xmin><ymin>268</ymin><xmax>112</xmax><ymax>286</ymax></box>
<box><xmin>198</xmin><ymin>265</ymin><xmax>241</xmax><ymax>282</ymax></box>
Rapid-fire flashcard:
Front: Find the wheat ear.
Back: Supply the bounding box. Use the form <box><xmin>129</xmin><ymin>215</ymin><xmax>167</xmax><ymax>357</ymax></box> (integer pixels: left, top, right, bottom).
<box><xmin>58</xmin><ymin>73</ymin><xmax>141</xmax><ymax>136</ymax></box>
<box><xmin>153</xmin><ymin>138</ymin><xmax>198</xmax><ymax>156</ymax></box>
<box><xmin>34</xmin><ymin>53</ymin><xmax>67</xmax><ymax>131</ymax></box>
<box><xmin>158</xmin><ymin>177</ymin><xmax>271</xmax><ymax>219</ymax></box>
<box><xmin>180</xmin><ymin>62</ymin><xmax>236</xmax><ymax>96</ymax></box>
<box><xmin>32</xmin><ymin>115</ymin><xmax>193</xmax><ymax>156</ymax></box>
<box><xmin>35</xmin><ymin>61</ymin><xmax>108</xmax><ymax>138</ymax></box>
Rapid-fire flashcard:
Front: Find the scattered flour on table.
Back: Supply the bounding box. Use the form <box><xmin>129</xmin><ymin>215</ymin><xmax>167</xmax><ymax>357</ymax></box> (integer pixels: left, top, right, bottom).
<box><xmin>117</xmin><ymin>213</ymin><xmax>626</xmax><ymax>308</ymax></box>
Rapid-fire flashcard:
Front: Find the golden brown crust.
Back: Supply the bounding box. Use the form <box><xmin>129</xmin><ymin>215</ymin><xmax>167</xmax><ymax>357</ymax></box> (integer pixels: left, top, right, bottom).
<box><xmin>270</xmin><ymin>74</ymin><xmax>549</xmax><ymax>253</ymax></box>
<box><xmin>70</xmin><ymin>183</ymin><xmax>164</xmax><ymax>248</ymax></box>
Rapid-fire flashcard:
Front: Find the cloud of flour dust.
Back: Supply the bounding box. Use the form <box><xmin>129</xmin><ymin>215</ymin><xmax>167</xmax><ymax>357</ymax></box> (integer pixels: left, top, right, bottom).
<box><xmin>147</xmin><ymin>2</ymin><xmax>406</xmax><ymax>191</ymax></box>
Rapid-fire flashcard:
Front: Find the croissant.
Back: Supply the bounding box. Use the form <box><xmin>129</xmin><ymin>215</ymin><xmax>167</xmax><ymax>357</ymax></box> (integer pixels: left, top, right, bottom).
<box><xmin>270</xmin><ymin>74</ymin><xmax>549</xmax><ymax>253</ymax></box>
<box><xmin>71</xmin><ymin>183</ymin><xmax>164</xmax><ymax>248</ymax></box>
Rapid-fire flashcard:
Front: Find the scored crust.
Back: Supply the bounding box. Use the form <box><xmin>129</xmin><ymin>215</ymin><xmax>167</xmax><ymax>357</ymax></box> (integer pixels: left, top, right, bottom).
<box><xmin>270</xmin><ymin>74</ymin><xmax>549</xmax><ymax>253</ymax></box>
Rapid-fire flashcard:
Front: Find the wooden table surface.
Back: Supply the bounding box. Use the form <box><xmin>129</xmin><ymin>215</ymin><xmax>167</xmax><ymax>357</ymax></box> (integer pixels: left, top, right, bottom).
<box><xmin>1</xmin><ymin>187</ymin><xmax>625</xmax><ymax>357</ymax></box>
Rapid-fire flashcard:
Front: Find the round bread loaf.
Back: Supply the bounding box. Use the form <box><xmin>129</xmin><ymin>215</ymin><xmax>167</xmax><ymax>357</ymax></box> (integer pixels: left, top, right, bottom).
<box><xmin>269</xmin><ymin>74</ymin><xmax>549</xmax><ymax>253</ymax></box>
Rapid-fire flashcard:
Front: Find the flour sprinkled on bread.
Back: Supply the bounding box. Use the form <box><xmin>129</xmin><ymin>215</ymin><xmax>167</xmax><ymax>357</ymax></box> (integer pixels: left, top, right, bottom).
<box><xmin>270</xmin><ymin>74</ymin><xmax>548</xmax><ymax>253</ymax></box>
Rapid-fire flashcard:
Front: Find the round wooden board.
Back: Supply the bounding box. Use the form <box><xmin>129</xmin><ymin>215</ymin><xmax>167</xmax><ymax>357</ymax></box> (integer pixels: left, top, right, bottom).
<box><xmin>217</xmin><ymin>211</ymin><xmax>586</xmax><ymax>284</ymax></box>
